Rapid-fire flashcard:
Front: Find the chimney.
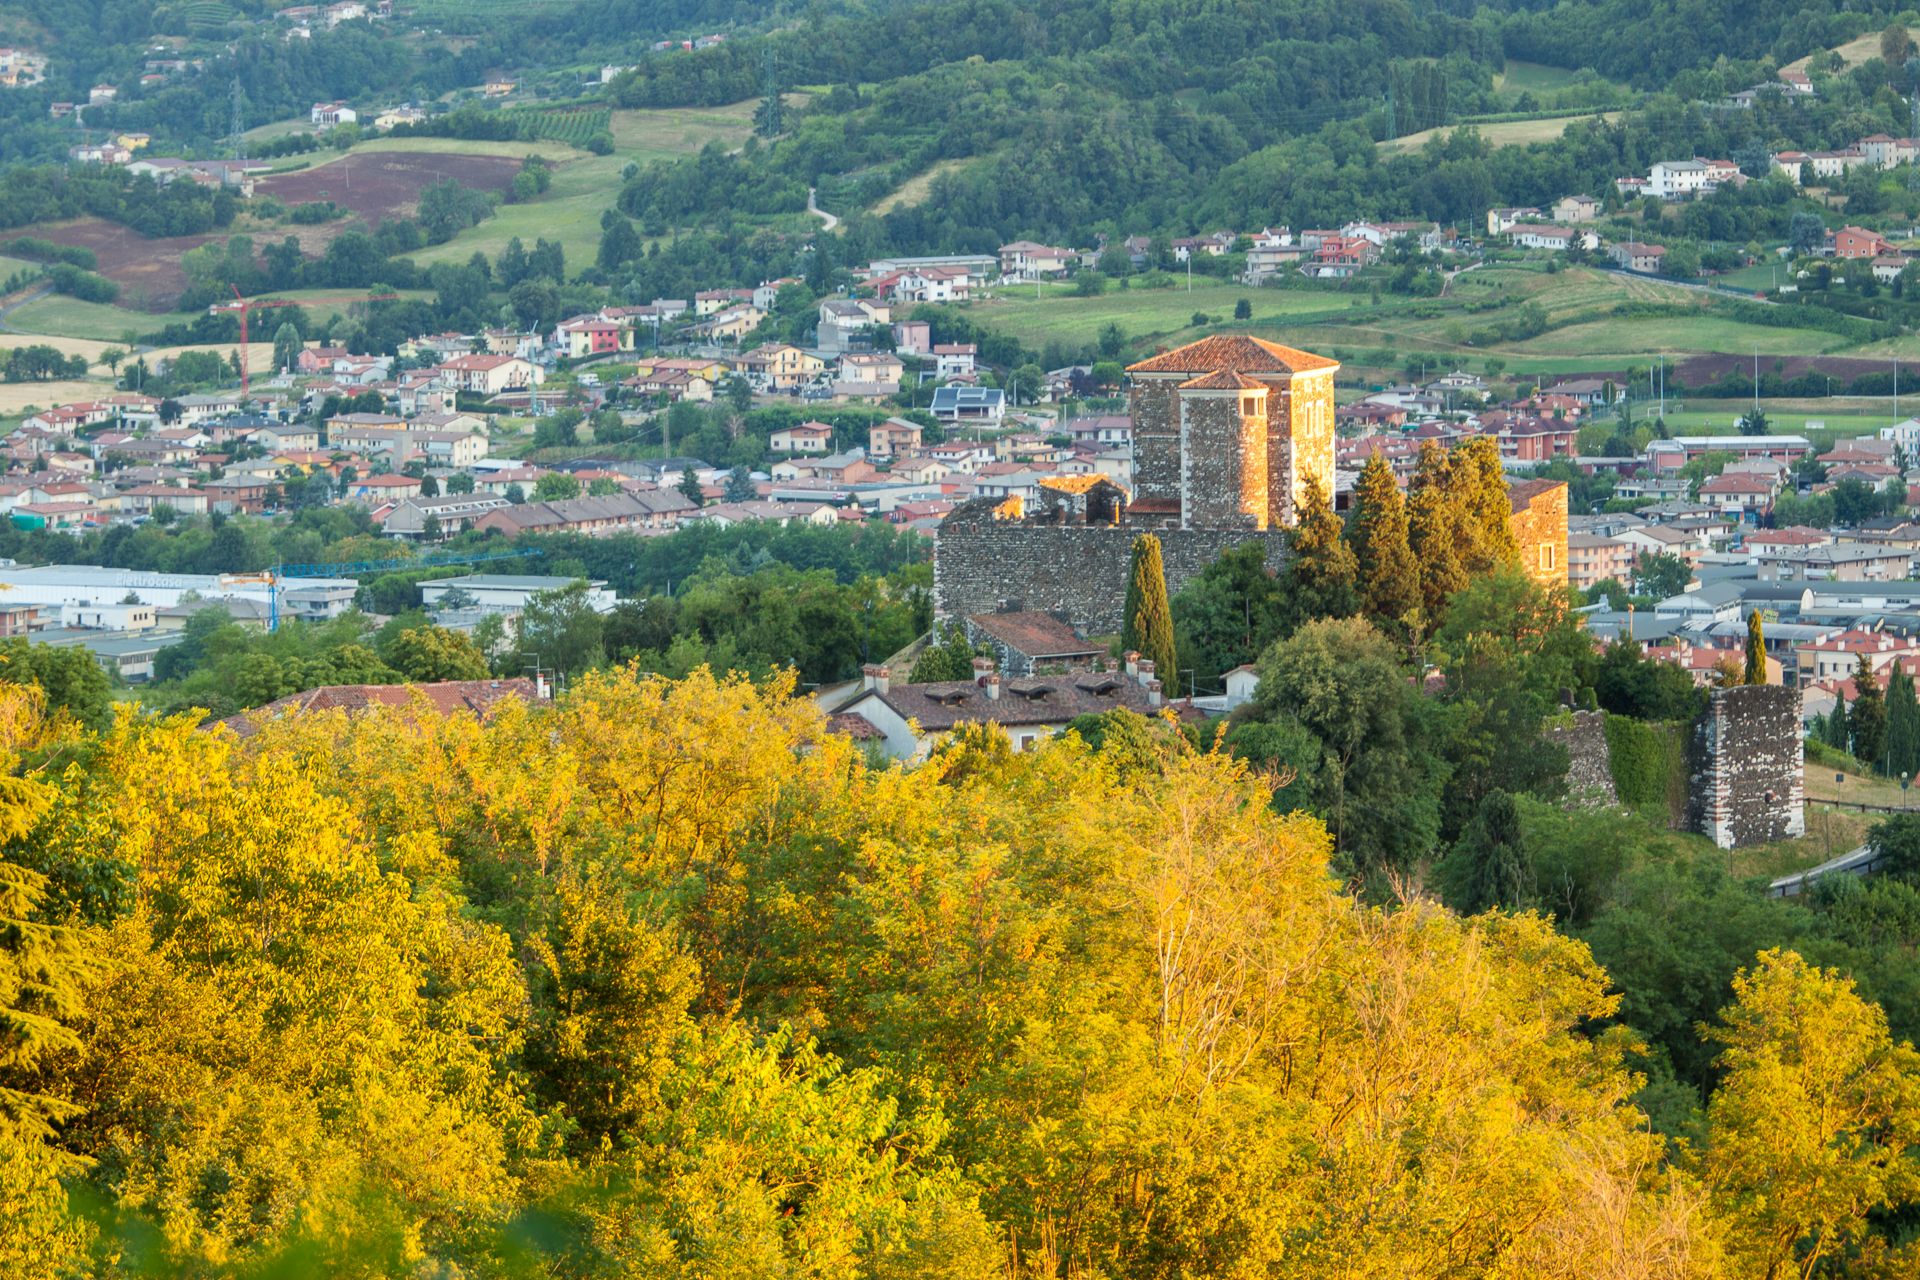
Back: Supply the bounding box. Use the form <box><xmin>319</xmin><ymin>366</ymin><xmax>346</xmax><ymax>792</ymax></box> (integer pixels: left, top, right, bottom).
<box><xmin>1124</xmin><ymin>650</ymin><xmax>1140</xmax><ymax>677</ymax></box>
<box><xmin>862</xmin><ymin>663</ymin><xmax>891</xmax><ymax>695</ymax></box>
<box><xmin>1145</xmin><ymin>678</ymin><xmax>1162</xmax><ymax>708</ymax></box>
<box><xmin>971</xmin><ymin>656</ymin><xmax>996</xmax><ymax>678</ymax></box>
<box><xmin>534</xmin><ymin>672</ymin><xmax>551</xmax><ymax>700</ymax></box>
<box><xmin>1137</xmin><ymin>658</ymin><xmax>1156</xmax><ymax>687</ymax></box>
<box><xmin>985</xmin><ymin>674</ymin><xmax>1001</xmax><ymax>700</ymax></box>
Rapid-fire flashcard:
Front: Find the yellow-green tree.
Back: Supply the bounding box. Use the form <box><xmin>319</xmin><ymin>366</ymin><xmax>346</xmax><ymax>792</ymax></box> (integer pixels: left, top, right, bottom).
<box><xmin>1700</xmin><ymin>949</ymin><xmax>1920</xmax><ymax>1279</ymax></box>
<box><xmin>1279</xmin><ymin>475</ymin><xmax>1358</xmax><ymax>630</ymax></box>
<box><xmin>1744</xmin><ymin>610</ymin><xmax>1767</xmax><ymax>685</ymax></box>
<box><xmin>1450</xmin><ymin>435</ymin><xmax>1521</xmax><ymax>572</ymax></box>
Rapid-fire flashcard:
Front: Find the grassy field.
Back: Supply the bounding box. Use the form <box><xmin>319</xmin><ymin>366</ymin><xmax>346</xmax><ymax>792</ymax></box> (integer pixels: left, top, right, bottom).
<box><xmin>6</xmin><ymin>295</ymin><xmax>162</xmax><ymax>342</ymax></box>
<box><xmin>958</xmin><ymin>282</ymin><xmax>1340</xmax><ymax>348</ymax></box>
<box><xmin>1785</xmin><ymin>32</ymin><xmax>1881</xmax><ymax>76</ymax></box>
<box><xmin>1494</xmin><ymin>61</ymin><xmax>1594</xmax><ymax>95</ymax></box>
<box><xmin>1509</xmin><ymin>315</ymin><xmax>1854</xmax><ymax>358</ymax></box>
<box><xmin>0</xmin><ymin>379</ymin><xmax>104</xmax><ymax>414</ymax></box>
<box><xmin>871</xmin><ymin>157</ymin><xmax>975</xmax><ymax>215</ymax></box>
<box><xmin>1378</xmin><ymin>111</ymin><xmax>1622</xmax><ymax>155</ymax></box>
<box><xmin>404</xmin><ymin>99</ymin><xmax>771</xmax><ymax>272</ymax></box>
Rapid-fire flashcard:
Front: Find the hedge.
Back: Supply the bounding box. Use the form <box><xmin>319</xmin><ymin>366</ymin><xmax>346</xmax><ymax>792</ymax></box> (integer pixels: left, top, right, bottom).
<box><xmin>1604</xmin><ymin>714</ymin><xmax>1689</xmax><ymax>818</ymax></box>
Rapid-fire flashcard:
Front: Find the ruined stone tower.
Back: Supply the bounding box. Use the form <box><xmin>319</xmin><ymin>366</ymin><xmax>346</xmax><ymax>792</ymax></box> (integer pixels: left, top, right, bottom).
<box><xmin>1124</xmin><ymin>335</ymin><xmax>1339</xmax><ymax>529</ymax></box>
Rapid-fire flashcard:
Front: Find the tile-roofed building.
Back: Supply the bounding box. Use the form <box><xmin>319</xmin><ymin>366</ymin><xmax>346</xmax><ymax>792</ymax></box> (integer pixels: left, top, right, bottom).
<box><xmin>963</xmin><ymin>611</ymin><xmax>1103</xmax><ymax>676</ymax></box>
<box><xmin>219</xmin><ymin>678</ymin><xmax>546</xmax><ymax>739</ymax></box>
<box><xmin>1123</xmin><ymin>335</ymin><xmax>1339</xmax><ymax>530</ymax></box>
<box><xmin>835</xmin><ymin>656</ymin><xmax>1168</xmax><ymax>759</ymax></box>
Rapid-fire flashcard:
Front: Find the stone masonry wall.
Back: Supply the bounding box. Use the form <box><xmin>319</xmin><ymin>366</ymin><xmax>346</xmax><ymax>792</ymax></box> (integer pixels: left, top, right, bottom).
<box><xmin>1129</xmin><ymin>375</ymin><xmax>1182</xmax><ymax>508</ymax></box>
<box><xmin>1511</xmin><ymin>483</ymin><xmax>1570</xmax><ymax>590</ymax></box>
<box><xmin>935</xmin><ymin>504</ymin><xmax>1291</xmax><ymax>635</ymax></box>
<box><xmin>1685</xmin><ymin>684</ymin><xmax>1805</xmax><ymax>849</ymax></box>
<box><xmin>1180</xmin><ymin>389</ymin><xmax>1264</xmax><ymax>530</ymax></box>
<box><xmin>1545</xmin><ymin>710</ymin><xmax>1616</xmax><ymax>803</ymax></box>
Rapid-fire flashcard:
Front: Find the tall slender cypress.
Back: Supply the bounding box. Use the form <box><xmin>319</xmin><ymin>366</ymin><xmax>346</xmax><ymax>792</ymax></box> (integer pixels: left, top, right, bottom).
<box><xmin>1349</xmin><ymin>455</ymin><xmax>1421</xmax><ymax>633</ymax></box>
<box><xmin>1744</xmin><ymin>610</ymin><xmax>1767</xmax><ymax>686</ymax></box>
<box><xmin>1124</xmin><ymin>533</ymin><xmax>1179</xmax><ymax>690</ymax></box>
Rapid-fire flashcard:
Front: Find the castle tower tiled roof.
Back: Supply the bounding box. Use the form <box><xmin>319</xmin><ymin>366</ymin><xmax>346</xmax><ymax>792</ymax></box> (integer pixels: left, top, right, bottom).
<box><xmin>1177</xmin><ymin>369</ymin><xmax>1270</xmax><ymax>391</ymax></box>
<box><xmin>1126</xmin><ymin>335</ymin><xmax>1339</xmax><ymax>376</ymax></box>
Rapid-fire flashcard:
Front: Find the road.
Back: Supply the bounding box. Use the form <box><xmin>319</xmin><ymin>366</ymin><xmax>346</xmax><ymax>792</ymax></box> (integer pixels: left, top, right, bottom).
<box><xmin>807</xmin><ymin>187</ymin><xmax>839</xmax><ymax>232</ymax></box>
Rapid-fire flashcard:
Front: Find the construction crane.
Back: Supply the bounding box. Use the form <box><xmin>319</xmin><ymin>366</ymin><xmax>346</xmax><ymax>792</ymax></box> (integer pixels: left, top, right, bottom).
<box><xmin>263</xmin><ymin>547</ymin><xmax>544</xmax><ymax>631</ymax></box>
<box><xmin>209</xmin><ymin>285</ymin><xmax>400</xmax><ymax>400</ymax></box>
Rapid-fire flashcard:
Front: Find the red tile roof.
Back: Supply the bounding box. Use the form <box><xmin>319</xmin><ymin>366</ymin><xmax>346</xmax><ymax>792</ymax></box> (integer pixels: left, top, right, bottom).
<box><xmin>1126</xmin><ymin>335</ymin><xmax>1338</xmax><ymax>376</ymax></box>
<box><xmin>219</xmin><ymin>678</ymin><xmax>543</xmax><ymax>738</ymax></box>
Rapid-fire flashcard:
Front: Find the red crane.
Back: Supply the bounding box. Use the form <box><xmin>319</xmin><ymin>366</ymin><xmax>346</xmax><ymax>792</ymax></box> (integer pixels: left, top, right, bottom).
<box><xmin>210</xmin><ymin>285</ymin><xmax>399</xmax><ymax>400</ymax></box>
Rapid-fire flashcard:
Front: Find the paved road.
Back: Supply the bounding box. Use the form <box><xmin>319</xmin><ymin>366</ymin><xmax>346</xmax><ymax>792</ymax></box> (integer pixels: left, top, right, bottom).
<box><xmin>807</xmin><ymin>187</ymin><xmax>839</xmax><ymax>232</ymax></box>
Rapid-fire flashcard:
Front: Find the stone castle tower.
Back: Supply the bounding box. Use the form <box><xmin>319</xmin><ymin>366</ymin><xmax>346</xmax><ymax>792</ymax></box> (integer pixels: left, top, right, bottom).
<box><xmin>1124</xmin><ymin>335</ymin><xmax>1339</xmax><ymax>529</ymax></box>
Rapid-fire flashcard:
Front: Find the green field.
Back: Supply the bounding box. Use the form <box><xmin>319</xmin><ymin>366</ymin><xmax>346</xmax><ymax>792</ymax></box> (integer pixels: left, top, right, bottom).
<box><xmin>402</xmin><ymin>100</ymin><xmax>771</xmax><ymax>272</ymax></box>
<box><xmin>959</xmin><ymin>283</ymin><xmax>1341</xmax><ymax>348</ymax></box>
<box><xmin>1494</xmin><ymin>61</ymin><xmax>1594</xmax><ymax>95</ymax></box>
<box><xmin>1509</xmin><ymin>315</ymin><xmax>1854</xmax><ymax>358</ymax></box>
<box><xmin>6</xmin><ymin>295</ymin><xmax>159</xmax><ymax>342</ymax></box>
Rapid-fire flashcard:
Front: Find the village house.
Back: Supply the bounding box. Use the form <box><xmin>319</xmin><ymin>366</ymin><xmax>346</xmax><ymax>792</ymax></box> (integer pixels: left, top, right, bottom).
<box><xmin>997</xmin><ymin>241</ymin><xmax>1076</xmax><ymax>280</ymax></box>
<box><xmin>436</xmin><ymin>353</ymin><xmax>542</xmax><ymax>396</ymax></box>
<box><xmin>553</xmin><ymin>316</ymin><xmax>630</xmax><ymax>360</ymax></box>
<box><xmin>1512</xmin><ymin>224</ymin><xmax>1598</xmax><ymax>253</ymax></box>
<box><xmin>310</xmin><ymin>101</ymin><xmax>357</xmax><ymax>126</ymax></box>
<box><xmin>1836</xmin><ymin>225</ymin><xmax>1898</xmax><ymax>259</ymax></box>
<box><xmin>816</xmin><ymin>298</ymin><xmax>891</xmax><ymax>354</ymax></box>
<box><xmin>1551</xmin><ymin>194</ymin><xmax>1602</xmax><ymax>223</ymax></box>
<box><xmin>834</xmin><ymin>655</ymin><xmax>1168</xmax><ymax>760</ymax></box>
<box><xmin>868</xmin><ymin>417</ymin><xmax>923</xmax><ymax>459</ymax></box>
<box><xmin>474</xmin><ymin>490</ymin><xmax>696</xmax><ymax>537</ymax></box>
<box><xmin>735</xmin><ymin>343</ymin><xmax>825</xmax><ymax>392</ymax></box>
<box><xmin>1609</xmin><ymin>241</ymin><xmax>1669</xmax><ymax>273</ymax></box>
<box><xmin>770</xmin><ymin>421</ymin><xmax>835</xmax><ymax>454</ymax></box>
<box><xmin>700</xmin><ymin>304</ymin><xmax>767</xmax><ymax>344</ymax></box>
<box><xmin>920</xmin><ymin>346</ymin><xmax>972</xmax><ymax>384</ymax></box>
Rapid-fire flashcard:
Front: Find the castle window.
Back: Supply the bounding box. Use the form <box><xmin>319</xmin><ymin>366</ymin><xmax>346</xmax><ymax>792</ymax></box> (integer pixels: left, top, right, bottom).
<box><xmin>1539</xmin><ymin>542</ymin><xmax>1557</xmax><ymax>571</ymax></box>
<box><xmin>1242</xmin><ymin>395</ymin><xmax>1260</xmax><ymax>415</ymax></box>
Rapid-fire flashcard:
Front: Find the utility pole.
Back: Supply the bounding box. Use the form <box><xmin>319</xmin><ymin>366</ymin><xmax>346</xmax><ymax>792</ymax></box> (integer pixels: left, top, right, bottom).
<box><xmin>1753</xmin><ymin>346</ymin><xmax>1760</xmax><ymax>417</ymax></box>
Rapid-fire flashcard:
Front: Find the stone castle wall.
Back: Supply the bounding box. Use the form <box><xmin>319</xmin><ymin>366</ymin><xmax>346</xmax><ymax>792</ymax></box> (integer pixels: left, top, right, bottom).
<box><xmin>934</xmin><ymin>503</ymin><xmax>1290</xmax><ymax>635</ymax></box>
<box><xmin>1545</xmin><ymin>710</ymin><xmax>1616</xmax><ymax>803</ymax></box>
<box><xmin>1685</xmin><ymin>684</ymin><xmax>1804</xmax><ymax>849</ymax></box>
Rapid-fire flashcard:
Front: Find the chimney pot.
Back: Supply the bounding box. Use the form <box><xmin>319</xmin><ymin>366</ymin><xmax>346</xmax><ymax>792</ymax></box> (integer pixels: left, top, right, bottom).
<box><xmin>1137</xmin><ymin>658</ymin><xmax>1156</xmax><ymax>681</ymax></box>
<box><xmin>1124</xmin><ymin>650</ymin><xmax>1140</xmax><ymax>676</ymax></box>
<box><xmin>1146</xmin><ymin>678</ymin><xmax>1162</xmax><ymax>707</ymax></box>
<box><xmin>862</xmin><ymin>663</ymin><xmax>891</xmax><ymax>695</ymax></box>
<box><xmin>985</xmin><ymin>674</ymin><xmax>1001</xmax><ymax>700</ymax></box>
<box><xmin>971</xmin><ymin>656</ymin><xmax>996</xmax><ymax>676</ymax></box>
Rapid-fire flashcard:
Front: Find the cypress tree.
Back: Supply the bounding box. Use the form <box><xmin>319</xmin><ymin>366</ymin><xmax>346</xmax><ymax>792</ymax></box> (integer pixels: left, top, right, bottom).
<box><xmin>1743</xmin><ymin>610</ymin><xmax>1767</xmax><ymax>685</ymax></box>
<box><xmin>1450</xmin><ymin>436</ymin><xmax>1520</xmax><ymax>573</ymax></box>
<box><xmin>1408</xmin><ymin>442</ymin><xmax>1467</xmax><ymax>621</ymax></box>
<box><xmin>1279</xmin><ymin>475</ymin><xmax>1358</xmax><ymax>631</ymax></box>
<box><xmin>1825</xmin><ymin>691</ymin><xmax>1850</xmax><ymax>751</ymax></box>
<box><xmin>1852</xmin><ymin>655</ymin><xmax>1888</xmax><ymax>770</ymax></box>
<box><xmin>1888</xmin><ymin>670</ymin><xmax>1919</xmax><ymax>780</ymax></box>
<box><xmin>1123</xmin><ymin>533</ymin><xmax>1179</xmax><ymax>689</ymax></box>
<box><xmin>1349</xmin><ymin>455</ymin><xmax>1421</xmax><ymax>633</ymax></box>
